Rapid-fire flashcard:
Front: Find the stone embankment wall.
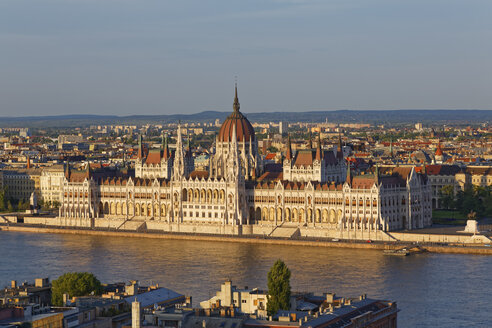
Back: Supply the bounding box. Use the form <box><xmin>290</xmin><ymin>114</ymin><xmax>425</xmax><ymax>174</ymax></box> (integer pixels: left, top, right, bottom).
<box><xmin>1</xmin><ymin>215</ymin><xmax>491</xmax><ymax>249</ymax></box>
<box><xmin>1</xmin><ymin>225</ymin><xmax>492</xmax><ymax>255</ymax></box>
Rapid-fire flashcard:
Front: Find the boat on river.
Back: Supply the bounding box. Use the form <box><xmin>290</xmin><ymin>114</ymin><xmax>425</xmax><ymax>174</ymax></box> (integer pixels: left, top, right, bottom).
<box><xmin>383</xmin><ymin>248</ymin><xmax>410</xmax><ymax>256</ymax></box>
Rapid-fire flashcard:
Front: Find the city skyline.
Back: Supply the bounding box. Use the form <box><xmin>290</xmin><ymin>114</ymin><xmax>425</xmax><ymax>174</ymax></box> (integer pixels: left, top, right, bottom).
<box><xmin>1</xmin><ymin>0</ymin><xmax>492</xmax><ymax>116</ymax></box>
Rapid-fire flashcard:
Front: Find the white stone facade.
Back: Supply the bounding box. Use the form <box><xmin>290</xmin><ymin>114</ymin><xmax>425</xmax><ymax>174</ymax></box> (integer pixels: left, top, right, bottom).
<box><xmin>57</xmin><ymin>91</ymin><xmax>432</xmax><ymax>235</ymax></box>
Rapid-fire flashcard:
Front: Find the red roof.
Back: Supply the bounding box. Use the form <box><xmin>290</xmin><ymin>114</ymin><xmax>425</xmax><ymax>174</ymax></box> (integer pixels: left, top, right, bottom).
<box><xmin>218</xmin><ymin>112</ymin><xmax>255</xmax><ymax>142</ymax></box>
<box><xmin>145</xmin><ymin>150</ymin><xmax>162</xmax><ymax>165</ymax></box>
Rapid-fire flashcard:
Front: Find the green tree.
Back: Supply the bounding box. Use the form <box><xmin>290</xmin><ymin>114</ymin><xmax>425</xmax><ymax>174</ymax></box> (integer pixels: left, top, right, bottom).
<box><xmin>456</xmin><ymin>187</ymin><xmax>483</xmax><ymax>216</ymax></box>
<box><xmin>439</xmin><ymin>185</ymin><xmax>455</xmax><ymax>209</ymax></box>
<box><xmin>52</xmin><ymin>272</ymin><xmax>103</xmax><ymax>306</ymax></box>
<box><xmin>484</xmin><ymin>193</ymin><xmax>492</xmax><ymax>216</ymax></box>
<box><xmin>7</xmin><ymin>201</ymin><xmax>14</xmax><ymax>212</ymax></box>
<box><xmin>267</xmin><ymin>259</ymin><xmax>291</xmax><ymax>316</ymax></box>
<box><xmin>0</xmin><ymin>187</ymin><xmax>6</xmax><ymax>211</ymax></box>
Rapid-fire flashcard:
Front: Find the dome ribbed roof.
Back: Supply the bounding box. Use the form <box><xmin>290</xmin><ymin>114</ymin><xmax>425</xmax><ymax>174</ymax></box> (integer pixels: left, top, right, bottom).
<box><xmin>218</xmin><ymin>84</ymin><xmax>255</xmax><ymax>142</ymax></box>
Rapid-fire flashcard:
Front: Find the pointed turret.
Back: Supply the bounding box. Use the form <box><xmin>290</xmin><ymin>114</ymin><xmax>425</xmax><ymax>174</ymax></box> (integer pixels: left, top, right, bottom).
<box><xmin>85</xmin><ymin>162</ymin><xmax>92</xmax><ymax>179</ymax></box>
<box><xmin>26</xmin><ymin>156</ymin><xmax>31</xmax><ymax>169</ymax></box>
<box><xmin>337</xmin><ymin>131</ymin><xmax>344</xmax><ymax>159</ymax></box>
<box><xmin>186</xmin><ymin>134</ymin><xmax>192</xmax><ymax>158</ymax></box>
<box><xmin>65</xmin><ymin>160</ymin><xmax>71</xmax><ymax>180</ymax></box>
<box><xmin>173</xmin><ymin>124</ymin><xmax>185</xmax><ymax>180</ymax></box>
<box><xmin>137</xmin><ymin>134</ymin><xmax>144</xmax><ymax>159</ymax></box>
<box><xmin>315</xmin><ymin>133</ymin><xmax>322</xmax><ymax>161</ymax></box>
<box><xmin>346</xmin><ymin>162</ymin><xmax>352</xmax><ymax>185</ymax></box>
<box><xmin>163</xmin><ymin>133</ymin><xmax>170</xmax><ymax>160</ymax></box>
<box><xmin>308</xmin><ymin>132</ymin><xmax>313</xmax><ymax>149</ymax></box>
<box><xmin>285</xmin><ymin>134</ymin><xmax>292</xmax><ymax>160</ymax></box>
<box><xmin>233</xmin><ymin>83</ymin><xmax>240</xmax><ymax>113</ymax></box>
<box><xmin>374</xmin><ymin>164</ymin><xmax>379</xmax><ymax>185</ymax></box>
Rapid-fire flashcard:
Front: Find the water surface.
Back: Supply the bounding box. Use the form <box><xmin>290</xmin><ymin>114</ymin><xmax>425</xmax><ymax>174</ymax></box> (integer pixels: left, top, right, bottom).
<box><xmin>1</xmin><ymin>231</ymin><xmax>490</xmax><ymax>327</ymax></box>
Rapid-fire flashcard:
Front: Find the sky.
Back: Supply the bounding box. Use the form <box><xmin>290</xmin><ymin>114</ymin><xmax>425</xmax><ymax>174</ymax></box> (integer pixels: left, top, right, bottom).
<box><xmin>1</xmin><ymin>0</ymin><xmax>492</xmax><ymax>116</ymax></box>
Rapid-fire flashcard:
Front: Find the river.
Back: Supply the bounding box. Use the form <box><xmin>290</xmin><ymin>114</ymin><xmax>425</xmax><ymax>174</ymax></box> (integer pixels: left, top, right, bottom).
<box><xmin>1</xmin><ymin>231</ymin><xmax>490</xmax><ymax>327</ymax></box>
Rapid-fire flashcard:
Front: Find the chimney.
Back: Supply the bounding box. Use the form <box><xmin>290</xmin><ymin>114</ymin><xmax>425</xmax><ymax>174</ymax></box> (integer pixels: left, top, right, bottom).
<box><xmin>132</xmin><ymin>298</ymin><xmax>141</xmax><ymax>328</ymax></box>
<box><xmin>325</xmin><ymin>293</ymin><xmax>335</xmax><ymax>303</ymax></box>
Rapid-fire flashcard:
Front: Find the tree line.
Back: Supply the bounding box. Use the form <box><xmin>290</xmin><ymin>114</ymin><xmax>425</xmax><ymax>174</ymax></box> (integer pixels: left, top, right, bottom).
<box><xmin>439</xmin><ymin>185</ymin><xmax>492</xmax><ymax>218</ymax></box>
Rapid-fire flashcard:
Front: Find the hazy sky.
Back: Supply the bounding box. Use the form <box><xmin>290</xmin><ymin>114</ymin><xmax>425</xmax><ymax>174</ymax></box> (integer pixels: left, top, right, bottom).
<box><xmin>1</xmin><ymin>0</ymin><xmax>491</xmax><ymax>116</ymax></box>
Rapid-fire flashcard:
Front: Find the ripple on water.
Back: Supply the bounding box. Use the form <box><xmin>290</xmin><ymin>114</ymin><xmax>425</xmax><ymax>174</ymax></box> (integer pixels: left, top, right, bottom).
<box><xmin>1</xmin><ymin>231</ymin><xmax>491</xmax><ymax>328</ymax></box>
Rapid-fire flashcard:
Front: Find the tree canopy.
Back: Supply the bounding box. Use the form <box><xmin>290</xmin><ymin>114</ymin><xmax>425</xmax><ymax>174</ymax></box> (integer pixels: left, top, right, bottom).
<box><xmin>51</xmin><ymin>272</ymin><xmax>103</xmax><ymax>306</ymax></box>
<box><xmin>267</xmin><ymin>259</ymin><xmax>291</xmax><ymax>316</ymax></box>
<box><xmin>441</xmin><ymin>185</ymin><xmax>492</xmax><ymax>217</ymax></box>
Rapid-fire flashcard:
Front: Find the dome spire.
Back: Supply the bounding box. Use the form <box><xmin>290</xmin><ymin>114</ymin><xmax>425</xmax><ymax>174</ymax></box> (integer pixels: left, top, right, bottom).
<box><xmin>233</xmin><ymin>83</ymin><xmax>240</xmax><ymax>112</ymax></box>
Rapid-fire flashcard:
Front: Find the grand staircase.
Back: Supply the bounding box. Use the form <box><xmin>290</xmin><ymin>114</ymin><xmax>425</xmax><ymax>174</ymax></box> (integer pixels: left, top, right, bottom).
<box><xmin>269</xmin><ymin>226</ymin><xmax>300</xmax><ymax>238</ymax></box>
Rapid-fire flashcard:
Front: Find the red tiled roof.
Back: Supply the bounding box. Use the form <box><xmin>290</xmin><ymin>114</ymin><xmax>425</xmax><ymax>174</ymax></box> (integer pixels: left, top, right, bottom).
<box><xmin>145</xmin><ymin>150</ymin><xmax>162</xmax><ymax>165</ymax></box>
<box><xmin>351</xmin><ymin>176</ymin><xmax>376</xmax><ymax>189</ymax></box>
<box><xmin>294</xmin><ymin>150</ymin><xmax>314</xmax><ymax>166</ymax></box>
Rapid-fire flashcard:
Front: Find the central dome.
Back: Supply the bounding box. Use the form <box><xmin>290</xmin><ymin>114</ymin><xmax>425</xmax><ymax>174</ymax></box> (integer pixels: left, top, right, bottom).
<box><xmin>218</xmin><ymin>85</ymin><xmax>255</xmax><ymax>142</ymax></box>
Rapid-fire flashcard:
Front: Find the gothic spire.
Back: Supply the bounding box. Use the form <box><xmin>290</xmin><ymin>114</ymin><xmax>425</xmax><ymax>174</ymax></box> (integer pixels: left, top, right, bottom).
<box><xmin>173</xmin><ymin>124</ymin><xmax>185</xmax><ymax>180</ymax></box>
<box><xmin>85</xmin><ymin>161</ymin><xmax>92</xmax><ymax>179</ymax></box>
<box><xmin>137</xmin><ymin>134</ymin><xmax>144</xmax><ymax>159</ymax></box>
<box><xmin>315</xmin><ymin>133</ymin><xmax>322</xmax><ymax>161</ymax></box>
<box><xmin>346</xmin><ymin>162</ymin><xmax>352</xmax><ymax>184</ymax></box>
<box><xmin>186</xmin><ymin>133</ymin><xmax>192</xmax><ymax>158</ymax></box>
<box><xmin>337</xmin><ymin>130</ymin><xmax>344</xmax><ymax>159</ymax></box>
<box><xmin>65</xmin><ymin>160</ymin><xmax>71</xmax><ymax>180</ymax></box>
<box><xmin>163</xmin><ymin>133</ymin><xmax>170</xmax><ymax>160</ymax></box>
<box><xmin>233</xmin><ymin>83</ymin><xmax>240</xmax><ymax>113</ymax></box>
<box><xmin>337</xmin><ymin>130</ymin><xmax>342</xmax><ymax>152</ymax></box>
<box><xmin>286</xmin><ymin>134</ymin><xmax>292</xmax><ymax>160</ymax></box>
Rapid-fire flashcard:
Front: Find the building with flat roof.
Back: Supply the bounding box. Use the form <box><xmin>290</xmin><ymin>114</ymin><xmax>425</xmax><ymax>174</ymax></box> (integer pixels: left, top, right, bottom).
<box><xmin>200</xmin><ymin>281</ymin><xmax>267</xmax><ymax>318</ymax></box>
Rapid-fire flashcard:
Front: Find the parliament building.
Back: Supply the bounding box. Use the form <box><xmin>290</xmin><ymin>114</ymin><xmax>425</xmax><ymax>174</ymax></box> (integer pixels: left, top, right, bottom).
<box><xmin>58</xmin><ymin>86</ymin><xmax>432</xmax><ymax>239</ymax></box>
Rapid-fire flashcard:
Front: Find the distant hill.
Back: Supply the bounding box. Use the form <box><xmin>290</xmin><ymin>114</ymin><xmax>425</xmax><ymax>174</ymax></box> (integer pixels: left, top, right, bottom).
<box><xmin>0</xmin><ymin>110</ymin><xmax>490</xmax><ymax>128</ymax></box>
